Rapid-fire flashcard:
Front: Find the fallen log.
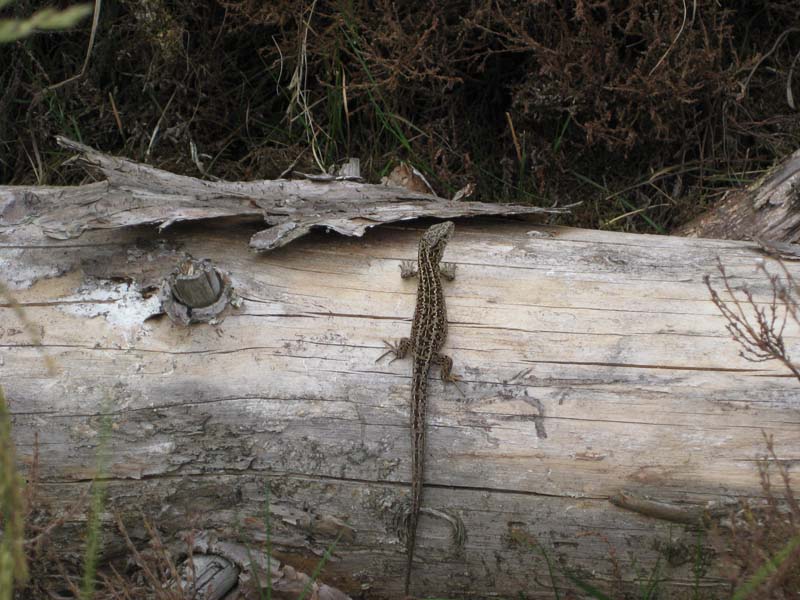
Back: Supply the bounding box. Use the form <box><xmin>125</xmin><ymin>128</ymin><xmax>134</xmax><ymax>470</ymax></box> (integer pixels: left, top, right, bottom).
<box><xmin>2</xmin><ymin>210</ymin><xmax>798</xmax><ymax>597</ymax></box>
<box><xmin>675</xmin><ymin>147</ymin><xmax>800</xmax><ymax>243</ymax></box>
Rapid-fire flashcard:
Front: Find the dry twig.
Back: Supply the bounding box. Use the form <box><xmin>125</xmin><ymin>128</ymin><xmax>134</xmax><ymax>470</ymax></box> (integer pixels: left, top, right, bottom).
<box><xmin>704</xmin><ymin>259</ymin><xmax>800</xmax><ymax>381</ymax></box>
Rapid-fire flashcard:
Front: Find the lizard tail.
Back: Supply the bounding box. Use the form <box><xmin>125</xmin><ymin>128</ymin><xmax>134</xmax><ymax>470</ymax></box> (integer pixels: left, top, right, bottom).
<box><xmin>405</xmin><ymin>372</ymin><xmax>427</xmax><ymax>596</ymax></box>
<box><xmin>404</xmin><ymin>508</ymin><xmax>418</xmax><ymax>595</ymax></box>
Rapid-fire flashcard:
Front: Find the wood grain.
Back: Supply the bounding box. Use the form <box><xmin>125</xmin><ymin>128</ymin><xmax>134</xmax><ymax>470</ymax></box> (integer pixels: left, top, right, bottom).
<box><xmin>0</xmin><ymin>137</ymin><xmax>570</xmax><ymax>253</ymax></box>
<box><xmin>2</xmin><ymin>220</ymin><xmax>798</xmax><ymax>598</ymax></box>
<box><xmin>675</xmin><ymin>147</ymin><xmax>800</xmax><ymax>242</ymax></box>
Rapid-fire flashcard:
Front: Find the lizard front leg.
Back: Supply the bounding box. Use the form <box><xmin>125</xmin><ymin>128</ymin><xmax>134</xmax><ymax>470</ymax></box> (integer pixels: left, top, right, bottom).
<box><xmin>400</xmin><ymin>260</ymin><xmax>418</xmax><ymax>279</ymax></box>
<box><xmin>439</xmin><ymin>262</ymin><xmax>457</xmax><ymax>281</ymax></box>
<box><xmin>376</xmin><ymin>337</ymin><xmax>413</xmax><ymax>364</ymax></box>
<box><xmin>401</xmin><ymin>260</ymin><xmax>455</xmax><ymax>280</ymax></box>
<box><xmin>379</xmin><ymin>260</ymin><xmax>419</xmax><ymax>362</ymax></box>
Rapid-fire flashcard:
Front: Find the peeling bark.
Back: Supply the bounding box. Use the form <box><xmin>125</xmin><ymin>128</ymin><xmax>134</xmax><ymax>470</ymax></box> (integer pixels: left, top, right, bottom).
<box><xmin>675</xmin><ymin>148</ymin><xmax>800</xmax><ymax>242</ymax></box>
<box><xmin>0</xmin><ymin>137</ymin><xmax>572</xmax><ymax>253</ymax></box>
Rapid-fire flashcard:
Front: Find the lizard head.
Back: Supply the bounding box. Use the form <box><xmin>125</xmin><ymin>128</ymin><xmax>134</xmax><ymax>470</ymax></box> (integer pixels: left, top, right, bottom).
<box><xmin>420</xmin><ymin>221</ymin><xmax>455</xmax><ymax>262</ymax></box>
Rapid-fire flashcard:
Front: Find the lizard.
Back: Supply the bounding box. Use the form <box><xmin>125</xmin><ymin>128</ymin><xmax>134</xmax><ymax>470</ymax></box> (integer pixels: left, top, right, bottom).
<box><xmin>377</xmin><ymin>221</ymin><xmax>459</xmax><ymax>597</ymax></box>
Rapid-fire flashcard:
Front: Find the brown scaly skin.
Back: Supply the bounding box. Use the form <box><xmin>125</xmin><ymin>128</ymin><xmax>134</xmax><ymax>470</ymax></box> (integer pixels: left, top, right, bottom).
<box><xmin>378</xmin><ymin>221</ymin><xmax>458</xmax><ymax>596</ymax></box>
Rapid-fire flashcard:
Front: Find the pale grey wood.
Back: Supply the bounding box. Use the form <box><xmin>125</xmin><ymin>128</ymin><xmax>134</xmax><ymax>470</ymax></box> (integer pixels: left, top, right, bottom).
<box><xmin>0</xmin><ymin>137</ymin><xmax>571</xmax><ymax>253</ymax></box>
<box><xmin>2</xmin><ymin>220</ymin><xmax>799</xmax><ymax>598</ymax></box>
<box><xmin>675</xmin><ymin>147</ymin><xmax>800</xmax><ymax>242</ymax></box>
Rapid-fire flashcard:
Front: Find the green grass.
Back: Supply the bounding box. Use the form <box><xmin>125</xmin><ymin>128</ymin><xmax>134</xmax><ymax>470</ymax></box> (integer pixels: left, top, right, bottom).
<box><xmin>552</xmin><ymin>113</ymin><xmax>572</xmax><ymax>154</ymax></box>
<box><xmin>514</xmin><ymin>530</ymin><xmax>722</xmax><ymax>600</ymax></box>
<box><xmin>0</xmin><ymin>385</ymin><xmax>29</xmax><ymax>600</ymax></box>
<box><xmin>731</xmin><ymin>534</ymin><xmax>800</xmax><ymax>600</ymax></box>
<box><xmin>265</xmin><ymin>482</ymin><xmax>272</xmax><ymax>600</ymax></box>
<box><xmin>338</xmin><ymin>11</ymin><xmax>449</xmax><ymax>190</ymax></box>
<box><xmin>0</xmin><ymin>0</ymin><xmax>92</xmax><ymax>43</ymax></box>
<box><xmin>240</xmin><ymin>480</ymin><xmax>343</xmax><ymax>600</ymax></box>
<box><xmin>0</xmin><ymin>371</ymin><xmax>111</xmax><ymax>600</ymax></box>
<box><xmin>78</xmin><ymin>407</ymin><xmax>112</xmax><ymax>600</ymax></box>
<box><xmin>298</xmin><ymin>530</ymin><xmax>343</xmax><ymax>600</ymax></box>
<box><xmin>569</xmin><ymin>169</ymin><xmax>668</xmax><ymax>234</ymax></box>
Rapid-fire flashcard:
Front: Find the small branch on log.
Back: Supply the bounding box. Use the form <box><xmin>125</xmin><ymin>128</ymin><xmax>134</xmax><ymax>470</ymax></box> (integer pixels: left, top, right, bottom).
<box><xmin>160</xmin><ymin>257</ymin><xmax>241</xmax><ymax>325</ymax></box>
<box><xmin>0</xmin><ymin>136</ymin><xmax>576</xmax><ymax>252</ymax></box>
<box><xmin>608</xmin><ymin>489</ymin><xmax>733</xmax><ymax>526</ymax></box>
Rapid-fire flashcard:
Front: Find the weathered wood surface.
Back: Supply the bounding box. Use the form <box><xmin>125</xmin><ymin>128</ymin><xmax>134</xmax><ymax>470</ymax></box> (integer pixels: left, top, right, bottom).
<box><xmin>0</xmin><ymin>136</ymin><xmax>570</xmax><ymax>253</ymax></box>
<box><xmin>2</xmin><ymin>219</ymin><xmax>799</xmax><ymax>598</ymax></box>
<box><xmin>675</xmin><ymin>147</ymin><xmax>800</xmax><ymax>242</ymax></box>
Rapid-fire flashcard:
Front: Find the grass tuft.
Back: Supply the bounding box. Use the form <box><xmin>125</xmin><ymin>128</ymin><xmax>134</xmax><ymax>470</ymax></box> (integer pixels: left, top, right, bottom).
<box><xmin>0</xmin><ymin>385</ymin><xmax>29</xmax><ymax>600</ymax></box>
<box><xmin>78</xmin><ymin>408</ymin><xmax>112</xmax><ymax>600</ymax></box>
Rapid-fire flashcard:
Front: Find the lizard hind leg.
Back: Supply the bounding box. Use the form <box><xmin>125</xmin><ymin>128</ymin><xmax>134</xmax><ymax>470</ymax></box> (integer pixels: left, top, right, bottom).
<box><xmin>376</xmin><ymin>337</ymin><xmax>413</xmax><ymax>364</ymax></box>
<box><xmin>434</xmin><ymin>353</ymin><xmax>464</xmax><ymax>397</ymax></box>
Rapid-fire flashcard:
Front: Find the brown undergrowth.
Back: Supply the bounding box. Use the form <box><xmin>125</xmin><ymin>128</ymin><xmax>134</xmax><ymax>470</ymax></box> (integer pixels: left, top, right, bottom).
<box><xmin>1</xmin><ymin>420</ymin><xmax>203</xmax><ymax>599</ymax></box>
<box><xmin>712</xmin><ymin>434</ymin><xmax>800</xmax><ymax>599</ymax></box>
<box><xmin>1</xmin><ymin>1</ymin><xmax>799</xmax><ymax>231</ymax></box>
<box><xmin>704</xmin><ymin>260</ymin><xmax>800</xmax><ymax>598</ymax></box>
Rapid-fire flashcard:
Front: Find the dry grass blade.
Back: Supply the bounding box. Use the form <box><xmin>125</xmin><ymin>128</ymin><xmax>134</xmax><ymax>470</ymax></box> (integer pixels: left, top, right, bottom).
<box><xmin>648</xmin><ymin>0</ymin><xmax>696</xmax><ymax>76</ymax></box>
<box><xmin>114</xmin><ymin>515</ymin><xmax>170</xmax><ymax>599</ymax></box>
<box><xmin>0</xmin><ymin>386</ymin><xmax>29</xmax><ymax>599</ymax></box>
<box><xmin>738</xmin><ymin>27</ymin><xmax>800</xmax><ymax>101</ymax></box>
<box><xmin>44</xmin><ymin>0</ymin><xmax>103</xmax><ymax>94</ymax></box>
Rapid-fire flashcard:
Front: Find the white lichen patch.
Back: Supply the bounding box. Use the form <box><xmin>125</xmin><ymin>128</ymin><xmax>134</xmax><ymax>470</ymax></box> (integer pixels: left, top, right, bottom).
<box><xmin>141</xmin><ymin>440</ymin><xmax>176</xmax><ymax>455</ymax></box>
<box><xmin>58</xmin><ymin>280</ymin><xmax>162</xmax><ymax>336</ymax></box>
<box><xmin>0</xmin><ymin>249</ymin><xmax>66</xmax><ymax>289</ymax></box>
